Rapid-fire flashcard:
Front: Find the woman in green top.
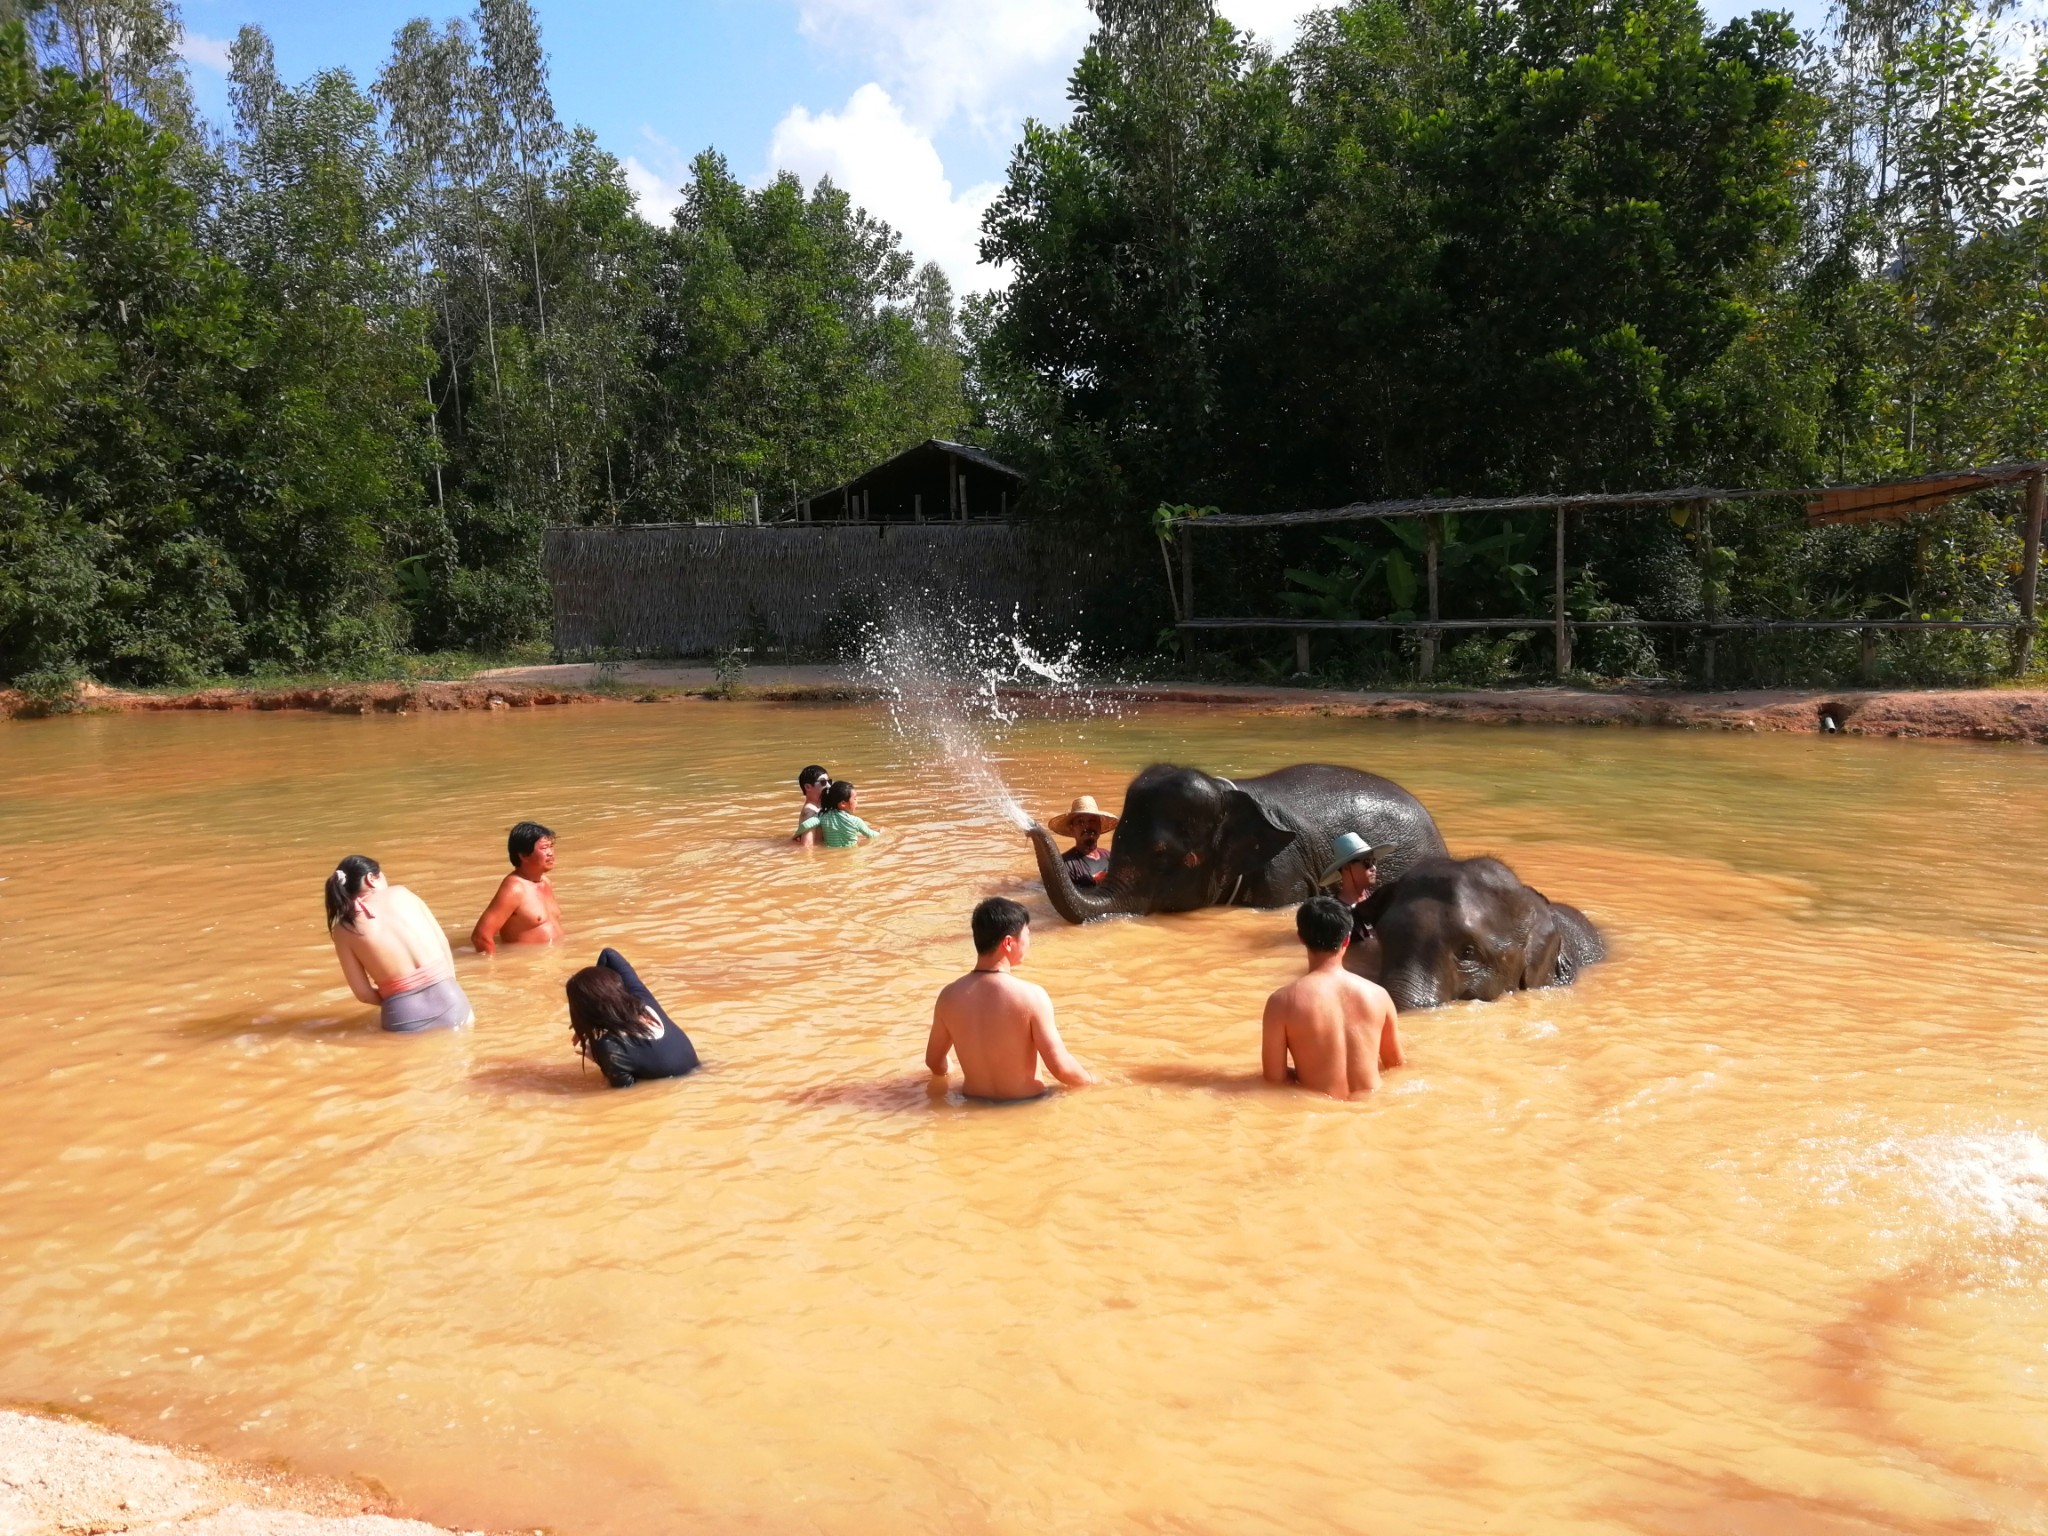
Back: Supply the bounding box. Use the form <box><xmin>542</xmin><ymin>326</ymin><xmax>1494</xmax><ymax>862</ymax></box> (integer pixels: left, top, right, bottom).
<box><xmin>794</xmin><ymin>780</ymin><xmax>882</xmax><ymax>848</ymax></box>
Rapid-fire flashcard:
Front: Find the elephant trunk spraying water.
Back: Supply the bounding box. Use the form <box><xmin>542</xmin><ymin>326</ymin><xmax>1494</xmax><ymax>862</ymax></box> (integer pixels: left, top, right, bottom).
<box><xmin>1029</xmin><ymin>763</ymin><xmax>1449</xmax><ymax>925</ymax></box>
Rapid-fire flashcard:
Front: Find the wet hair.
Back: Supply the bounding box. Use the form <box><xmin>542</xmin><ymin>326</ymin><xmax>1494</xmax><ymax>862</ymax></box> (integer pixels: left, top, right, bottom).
<box><xmin>324</xmin><ymin>855</ymin><xmax>381</xmax><ymax>931</ymax></box>
<box><xmin>565</xmin><ymin>966</ymin><xmax>653</xmax><ymax>1057</ymax></box>
<box><xmin>823</xmin><ymin>780</ymin><xmax>855</xmax><ymax>811</ymax></box>
<box><xmin>1296</xmin><ymin>895</ymin><xmax>1353</xmax><ymax>954</ymax></box>
<box><xmin>508</xmin><ymin>820</ymin><xmax>554</xmax><ymax>866</ymax></box>
<box><xmin>797</xmin><ymin>765</ymin><xmax>831</xmax><ymax>790</ymax></box>
<box><xmin>972</xmin><ymin>896</ymin><xmax>1030</xmax><ymax>955</ymax></box>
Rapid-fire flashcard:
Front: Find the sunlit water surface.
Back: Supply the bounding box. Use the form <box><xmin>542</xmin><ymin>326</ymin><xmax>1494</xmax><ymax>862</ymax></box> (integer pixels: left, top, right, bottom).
<box><xmin>3</xmin><ymin>703</ymin><xmax>2047</xmax><ymax>1535</ymax></box>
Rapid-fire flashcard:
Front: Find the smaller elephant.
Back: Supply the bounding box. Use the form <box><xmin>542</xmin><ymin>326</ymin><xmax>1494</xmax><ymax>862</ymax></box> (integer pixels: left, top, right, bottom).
<box><xmin>1350</xmin><ymin>856</ymin><xmax>1603</xmax><ymax>1011</ymax></box>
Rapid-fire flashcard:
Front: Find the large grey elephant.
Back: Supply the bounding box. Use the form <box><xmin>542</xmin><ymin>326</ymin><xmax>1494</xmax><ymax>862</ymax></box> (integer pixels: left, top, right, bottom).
<box><xmin>1349</xmin><ymin>855</ymin><xmax>1605</xmax><ymax>1010</ymax></box>
<box><xmin>1028</xmin><ymin>763</ymin><xmax>1448</xmax><ymax>925</ymax></box>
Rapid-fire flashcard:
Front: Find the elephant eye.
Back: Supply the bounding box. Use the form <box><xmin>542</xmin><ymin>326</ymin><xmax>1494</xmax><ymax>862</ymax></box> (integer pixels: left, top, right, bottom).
<box><xmin>1459</xmin><ymin>942</ymin><xmax>1479</xmax><ymax>962</ymax></box>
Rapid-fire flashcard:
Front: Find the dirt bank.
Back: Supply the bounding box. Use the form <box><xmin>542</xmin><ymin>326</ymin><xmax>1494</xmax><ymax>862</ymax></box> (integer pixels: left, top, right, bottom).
<box><xmin>1115</xmin><ymin>682</ymin><xmax>2048</xmax><ymax>744</ymax></box>
<box><xmin>0</xmin><ymin>1409</ymin><xmax>479</xmax><ymax>1535</ymax></box>
<box><xmin>2</xmin><ymin>680</ymin><xmax>598</xmax><ymax>719</ymax></box>
<box><xmin>7</xmin><ymin>669</ymin><xmax>2045</xmax><ymax>744</ymax></box>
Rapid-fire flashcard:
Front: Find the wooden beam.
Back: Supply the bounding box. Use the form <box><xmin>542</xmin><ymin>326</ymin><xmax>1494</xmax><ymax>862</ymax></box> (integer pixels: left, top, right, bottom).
<box><xmin>2018</xmin><ymin>471</ymin><xmax>2044</xmax><ymax>676</ymax></box>
<box><xmin>1553</xmin><ymin>508</ymin><xmax>1571</xmax><ymax>676</ymax></box>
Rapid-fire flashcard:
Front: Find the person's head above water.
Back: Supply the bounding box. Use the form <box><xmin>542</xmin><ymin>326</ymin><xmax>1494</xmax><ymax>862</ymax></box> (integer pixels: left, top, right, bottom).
<box><xmin>1296</xmin><ymin>894</ymin><xmax>1354</xmax><ymax>956</ymax></box>
<box><xmin>798</xmin><ymin>764</ymin><xmax>831</xmax><ymax>795</ymax></box>
<box><xmin>508</xmin><ymin>821</ymin><xmax>556</xmax><ymax>873</ymax></box>
<box><xmin>971</xmin><ymin>896</ymin><xmax>1031</xmax><ymax>963</ymax></box>
<box><xmin>324</xmin><ymin>855</ymin><xmax>382</xmax><ymax>931</ymax></box>
<box><xmin>565</xmin><ymin>965</ymin><xmax>651</xmax><ymax>1057</ymax></box>
<box><xmin>823</xmin><ymin>780</ymin><xmax>856</xmax><ymax>812</ymax></box>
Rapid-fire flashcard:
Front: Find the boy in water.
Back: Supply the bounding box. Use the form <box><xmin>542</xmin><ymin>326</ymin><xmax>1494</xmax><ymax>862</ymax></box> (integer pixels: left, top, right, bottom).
<box><xmin>793</xmin><ymin>780</ymin><xmax>881</xmax><ymax>848</ymax></box>
<box><xmin>927</xmin><ymin>897</ymin><xmax>1096</xmax><ymax>1102</ymax></box>
<box><xmin>471</xmin><ymin>820</ymin><xmax>565</xmax><ymax>953</ymax></box>
<box><xmin>1262</xmin><ymin>895</ymin><xmax>1404</xmax><ymax>1100</ymax></box>
<box><xmin>796</xmin><ymin>764</ymin><xmax>832</xmax><ymax>828</ymax></box>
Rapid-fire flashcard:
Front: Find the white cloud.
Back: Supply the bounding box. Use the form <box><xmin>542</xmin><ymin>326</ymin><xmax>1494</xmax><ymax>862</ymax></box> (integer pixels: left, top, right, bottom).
<box><xmin>769</xmin><ymin>84</ymin><xmax>1004</xmax><ymax>293</ymax></box>
<box><xmin>793</xmin><ymin>0</ymin><xmax>1091</xmax><ymax>138</ymax></box>
<box><xmin>1219</xmin><ymin>1</ymin><xmax>1322</xmax><ymax>51</ymax></box>
<box><xmin>176</xmin><ymin>30</ymin><xmax>234</xmax><ymax>74</ymax></box>
<box><xmin>624</xmin><ymin>128</ymin><xmax>692</xmax><ymax>225</ymax></box>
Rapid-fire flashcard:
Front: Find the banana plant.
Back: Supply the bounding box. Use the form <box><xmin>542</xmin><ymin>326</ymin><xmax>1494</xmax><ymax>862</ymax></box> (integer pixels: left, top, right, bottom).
<box><xmin>1284</xmin><ymin>514</ymin><xmax>1543</xmax><ymax>621</ymax></box>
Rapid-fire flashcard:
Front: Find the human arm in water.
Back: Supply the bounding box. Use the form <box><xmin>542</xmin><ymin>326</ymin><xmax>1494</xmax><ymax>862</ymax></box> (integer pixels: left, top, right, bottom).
<box><xmin>792</xmin><ymin>817</ymin><xmax>820</xmax><ymax>847</ymax></box>
<box><xmin>1030</xmin><ymin>993</ymin><xmax>1096</xmax><ymax>1087</ymax></box>
<box><xmin>1378</xmin><ymin>1004</ymin><xmax>1406</xmax><ymax>1071</ymax></box>
<box><xmin>470</xmin><ymin>874</ymin><xmax>522</xmax><ymax>954</ymax></box>
<box><xmin>925</xmin><ymin>1009</ymin><xmax>953</xmax><ymax>1077</ymax></box>
<box><xmin>1261</xmin><ymin>994</ymin><xmax>1295</xmax><ymax>1086</ymax></box>
<box><xmin>333</xmin><ymin>937</ymin><xmax>383</xmax><ymax>1007</ymax></box>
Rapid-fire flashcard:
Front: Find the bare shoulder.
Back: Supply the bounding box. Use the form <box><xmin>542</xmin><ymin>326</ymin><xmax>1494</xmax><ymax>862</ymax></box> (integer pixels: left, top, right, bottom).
<box><xmin>1006</xmin><ymin>974</ymin><xmax>1053</xmax><ymax>1008</ymax></box>
<box><xmin>1342</xmin><ymin>971</ymin><xmax>1395</xmax><ymax>1012</ymax></box>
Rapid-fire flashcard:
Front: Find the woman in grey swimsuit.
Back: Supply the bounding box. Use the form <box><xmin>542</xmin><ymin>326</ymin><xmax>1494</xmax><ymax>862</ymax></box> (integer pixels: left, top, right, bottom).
<box><xmin>326</xmin><ymin>856</ymin><xmax>474</xmax><ymax>1033</ymax></box>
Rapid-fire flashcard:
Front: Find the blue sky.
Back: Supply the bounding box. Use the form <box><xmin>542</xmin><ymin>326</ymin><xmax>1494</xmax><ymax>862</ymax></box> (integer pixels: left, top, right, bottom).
<box><xmin>175</xmin><ymin>0</ymin><xmax>1827</xmax><ymax>293</ymax></box>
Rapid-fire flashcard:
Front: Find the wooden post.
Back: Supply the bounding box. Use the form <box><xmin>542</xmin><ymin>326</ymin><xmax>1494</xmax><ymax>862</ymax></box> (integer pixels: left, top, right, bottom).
<box><xmin>1420</xmin><ymin>514</ymin><xmax>1441</xmax><ymax>681</ymax></box>
<box><xmin>958</xmin><ymin>474</ymin><xmax>969</xmax><ymax>521</ymax></box>
<box><xmin>914</xmin><ymin>493</ymin><xmax>923</xmax><ymax>523</ymax></box>
<box><xmin>1179</xmin><ymin>520</ymin><xmax>1197</xmax><ymax>666</ymax></box>
<box><xmin>1294</xmin><ymin>631</ymin><xmax>1312</xmax><ymax>675</ymax></box>
<box><xmin>2017</xmin><ymin>471</ymin><xmax>2045</xmax><ymax>676</ymax></box>
<box><xmin>1859</xmin><ymin>627</ymin><xmax>1878</xmax><ymax>685</ymax></box>
<box><xmin>1699</xmin><ymin>500</ymin><xmax>1717</xmax><ymax>688</ymax></box>
<box><xmin>1553</xmin><ymin>507</ymin><xmax>1571</xmax><ymax>677</ymax></box>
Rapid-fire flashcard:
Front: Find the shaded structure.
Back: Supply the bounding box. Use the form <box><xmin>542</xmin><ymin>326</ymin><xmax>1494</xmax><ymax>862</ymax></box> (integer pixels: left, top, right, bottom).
<box><xmin>800</xmin><ymin>438</ymin><xmax>1023</xmax><ymax>523</ymax></box>
<box><xmin>1166</xmin><ymin>462</ymin><xmax>2048</xmax><ymax>683</ymax></box>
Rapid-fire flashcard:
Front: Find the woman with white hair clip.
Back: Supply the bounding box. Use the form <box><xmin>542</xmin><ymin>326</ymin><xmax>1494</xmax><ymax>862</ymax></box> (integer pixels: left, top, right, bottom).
<box><xmin>325</xmin><ymin>856</ymin><xmax>475</xmax><ymax>1032</ymax></box>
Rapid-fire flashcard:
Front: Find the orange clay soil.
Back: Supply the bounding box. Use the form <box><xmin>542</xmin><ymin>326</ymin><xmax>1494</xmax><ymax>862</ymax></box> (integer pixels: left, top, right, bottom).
<box><xmin>5</xmin><ymin>674</ymin><xmax>2047</xmax><ymax>744</ymax></box>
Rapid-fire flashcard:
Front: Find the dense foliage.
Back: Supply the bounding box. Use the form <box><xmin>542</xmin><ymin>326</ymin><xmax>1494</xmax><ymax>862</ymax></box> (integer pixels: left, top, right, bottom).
<box><xmin>974</xmin><ymin>0</ymin><xmax>2048</xmax><ymax>683</ymax></box>
<box><xmin>2</xmin><ymin>0</ymin><xmax>2043</xmax><ymax>687</ymax></box>
<box><xmin>0</xmin><ymin>0</ymin><xmax>964</xmax><ymax>683</ymax></box>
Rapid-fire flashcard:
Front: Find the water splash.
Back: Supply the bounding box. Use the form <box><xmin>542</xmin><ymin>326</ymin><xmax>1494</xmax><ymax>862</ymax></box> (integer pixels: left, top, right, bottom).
<box><xmin>858</xmin><ymin>604</ymin><xmax>1119</xmax><ymax>831</ymax></box>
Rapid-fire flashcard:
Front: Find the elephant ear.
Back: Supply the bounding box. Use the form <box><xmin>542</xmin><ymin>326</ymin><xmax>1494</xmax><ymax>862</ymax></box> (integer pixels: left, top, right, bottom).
<box><xmin>1519</xmin><ymin>912</ymin><xmax>1565</xmax><ymax>990</ymax></box>
<box><xmin>1218</xmin><ymin>789</ymin><xmax>1298</xmax><ymax>872</ymax></box>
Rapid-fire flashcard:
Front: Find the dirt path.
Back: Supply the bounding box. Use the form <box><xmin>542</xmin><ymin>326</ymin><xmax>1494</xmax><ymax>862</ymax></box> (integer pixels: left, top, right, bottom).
<box><xmin>6</xmin><ymin>666</ymin><xmax>2045</xmax><ymax>744</ymax></box>
<box><xmin>0</xmin><ymin>1409</ymin><xmax>477</xmax><ymax>1535</ymax></box>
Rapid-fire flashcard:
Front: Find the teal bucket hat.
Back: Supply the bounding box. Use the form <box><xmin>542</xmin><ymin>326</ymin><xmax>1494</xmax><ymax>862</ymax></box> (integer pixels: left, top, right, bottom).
<box><xmin>1319</xmin><ymin>831</ymin><xmax>1378</xmax><ymax>884</ymax></box>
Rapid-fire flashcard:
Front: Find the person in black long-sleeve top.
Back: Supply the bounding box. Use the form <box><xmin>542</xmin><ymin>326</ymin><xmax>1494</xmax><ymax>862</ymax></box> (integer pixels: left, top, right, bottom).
<box><xmin>565</xmin><ymin>948</ymin><xmax>699</xmax><ymax>1088</ymax></box>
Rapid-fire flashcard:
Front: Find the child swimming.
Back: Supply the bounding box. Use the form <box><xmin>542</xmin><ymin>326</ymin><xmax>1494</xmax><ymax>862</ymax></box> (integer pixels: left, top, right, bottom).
<box><xmin>793</xmin><ymin>780</ymin><xmax>881</xmax><ymax>848</ymax></box>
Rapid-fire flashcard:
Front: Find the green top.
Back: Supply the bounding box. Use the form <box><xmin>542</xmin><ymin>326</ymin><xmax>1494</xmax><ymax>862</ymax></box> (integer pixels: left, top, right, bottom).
<box><xmin>799</xmin><ymin>809</ymin><xmax>881</xmax><ymax>848</ymax></box>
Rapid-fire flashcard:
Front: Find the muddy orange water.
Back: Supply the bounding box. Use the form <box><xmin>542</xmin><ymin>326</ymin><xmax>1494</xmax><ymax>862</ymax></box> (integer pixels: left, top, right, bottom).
<box><xmin>4</xmin><ymin>702</ymin><xmax>2047</xmax><ymax>1534</ymax></box>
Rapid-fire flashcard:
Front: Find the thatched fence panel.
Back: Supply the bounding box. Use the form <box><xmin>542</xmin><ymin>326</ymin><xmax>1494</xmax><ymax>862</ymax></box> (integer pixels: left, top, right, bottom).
<box><xmin>542</xmin><ymin>523</ymin><xmax>1086</xmax><ymax>656</ymax></box>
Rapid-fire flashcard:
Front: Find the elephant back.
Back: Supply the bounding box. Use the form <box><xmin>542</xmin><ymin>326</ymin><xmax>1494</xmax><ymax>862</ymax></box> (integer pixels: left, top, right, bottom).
<box><xmin>1236</xmin><ymin>764</ymin><xmax>1449</xmax><ymax>902</ymax></box>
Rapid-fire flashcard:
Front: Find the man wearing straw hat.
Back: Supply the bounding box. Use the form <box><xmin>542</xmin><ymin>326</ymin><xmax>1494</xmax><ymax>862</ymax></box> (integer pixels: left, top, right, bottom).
<box><xmin>1047</xmin><ymin>796</ymin><xmax>1118</xmax><ymax>889</ymax></box>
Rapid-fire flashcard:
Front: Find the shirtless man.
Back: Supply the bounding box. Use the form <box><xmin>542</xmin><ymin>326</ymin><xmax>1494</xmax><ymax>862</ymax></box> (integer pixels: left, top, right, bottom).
<box><xmin>326</xmin><ymin>855</ymin><xmax>473</xmax><ymax>1032</ymax></box>
<box><xmin>471</xmin><ymin>821</ymin><xmax>564</xmax><ymax>953</ymax></box>
<box><xmin>1262</xmin><ymin>895</ymin><xmax>1404</xmax><ymax>1100</ymax></box>
<box><xmin>926</xmin><ymin>897</ymin><xmax>1096</xmax><ymax>1102</ymax></box>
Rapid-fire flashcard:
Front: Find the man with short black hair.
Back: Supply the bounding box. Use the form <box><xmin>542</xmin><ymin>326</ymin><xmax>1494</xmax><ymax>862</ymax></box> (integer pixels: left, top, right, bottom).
<box><xmin>1262</xmin><ymin>894</ymin><xmax>1403</xmax><ymax>1100</ymax></box>
<box><xmin>927</xmin><ymin>897</ymin><xmax>1095</xmax><ymax>1102</ymax></box>
<box><xmin>796</xmin><ymin>765</ymin><xmax>831</xmax><ymax>827</ymax></box>
<box><xmin>471</xmin><ymin>820</ymin><xmax>564</xmax><ymax>953</ymax></box>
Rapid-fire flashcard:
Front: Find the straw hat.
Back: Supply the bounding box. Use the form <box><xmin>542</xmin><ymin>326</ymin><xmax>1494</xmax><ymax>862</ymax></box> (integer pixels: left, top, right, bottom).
<box><xmin>1048</xmin><ymin>795</ymin><xmax>1120</xmax><ymax>836</ymax></box>
<box><xmin>1319</xmin><ymin>831</ymin><xmax>1378</xmax><ymax>884</ymax></box>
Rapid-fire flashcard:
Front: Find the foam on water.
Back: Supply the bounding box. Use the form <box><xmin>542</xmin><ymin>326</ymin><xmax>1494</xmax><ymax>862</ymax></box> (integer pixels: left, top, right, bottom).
<box><xmin>1807</xmin><ymin>1128</ymin><xmax>2048</xmax><ymax>1245</ymax></box>
<box><xmin>858</xmin><ymin>606</ymin><xmax>1120</xmax><ymax>831</ymax></box>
